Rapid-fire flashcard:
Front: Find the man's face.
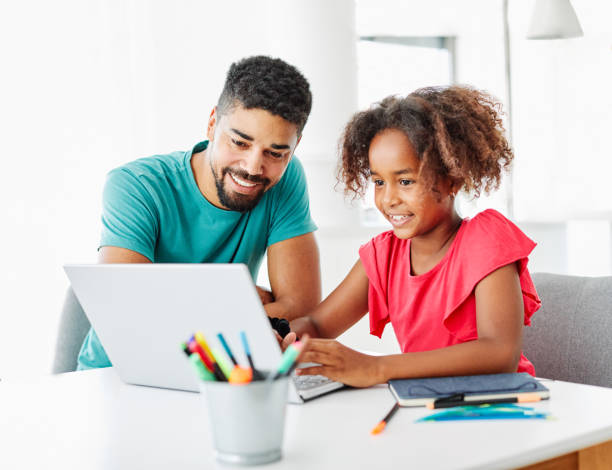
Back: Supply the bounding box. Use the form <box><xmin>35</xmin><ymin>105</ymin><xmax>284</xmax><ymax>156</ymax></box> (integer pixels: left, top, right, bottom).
<box><xmin>205</xmin><ymin>105</ymin><xmax>300</xmax><ymax>212</ymax></box>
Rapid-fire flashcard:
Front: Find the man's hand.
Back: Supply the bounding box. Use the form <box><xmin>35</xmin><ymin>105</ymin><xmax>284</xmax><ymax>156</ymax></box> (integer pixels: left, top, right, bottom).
<box><xmin>255</xmin><ymin>286</ymin><xmax>275</xmax><ymax>305</ymax></box>
<box><xmin>295</xmin><ymin>339</ymin><xmax>384</xmax><ymax>388</ymax></box>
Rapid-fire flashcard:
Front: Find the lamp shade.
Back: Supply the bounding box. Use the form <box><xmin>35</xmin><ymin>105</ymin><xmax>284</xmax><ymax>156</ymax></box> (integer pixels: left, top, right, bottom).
<box><xmin>527</xmin><ymin>0</ymin><xmax>583</xmax><ymax>39</ymax></box>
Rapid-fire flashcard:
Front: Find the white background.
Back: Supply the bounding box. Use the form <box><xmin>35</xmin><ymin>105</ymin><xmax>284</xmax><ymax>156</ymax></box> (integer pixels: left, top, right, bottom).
<box><xmin>1</xmin><ymin>0</ymin><xmax>611</xmax><ymax>379</ymax></box>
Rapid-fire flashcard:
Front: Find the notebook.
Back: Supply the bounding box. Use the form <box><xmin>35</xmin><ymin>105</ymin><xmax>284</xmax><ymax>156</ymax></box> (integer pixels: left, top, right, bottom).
<box><xmin>389</xmin><ymin>373</ymin><xmax>550</xmax><ymax>407</ymax></box>
<box><xmin>64</xmin><ymin>263</ymin><xmax>344</xmax><ymax>404</ymax></box>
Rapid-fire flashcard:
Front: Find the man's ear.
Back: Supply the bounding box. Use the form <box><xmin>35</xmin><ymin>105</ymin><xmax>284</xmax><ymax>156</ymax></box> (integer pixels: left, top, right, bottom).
<box><xmin>206</xmin><ymin>107</ymin><xmax>218</xmax><ymax>141</ymax></box>
<box><xmin>290</xmin><ymin>135</ymin><xmax>302</xmax><ymax>159</ymax></box>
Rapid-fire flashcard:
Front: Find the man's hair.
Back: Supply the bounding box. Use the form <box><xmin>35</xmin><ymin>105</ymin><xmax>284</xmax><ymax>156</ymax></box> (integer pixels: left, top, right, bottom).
<box><xmin>217</xmin><ymin>56</ymin><xmax>312</xmax><ymax>134</ymax></box>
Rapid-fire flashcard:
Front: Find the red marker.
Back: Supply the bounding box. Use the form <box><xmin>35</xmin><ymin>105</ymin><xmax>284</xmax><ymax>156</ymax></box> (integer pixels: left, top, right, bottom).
<box><xmin>190</xmin><ymin>340</ymin><xmax>227</xmax><ymax>382</ymax></box>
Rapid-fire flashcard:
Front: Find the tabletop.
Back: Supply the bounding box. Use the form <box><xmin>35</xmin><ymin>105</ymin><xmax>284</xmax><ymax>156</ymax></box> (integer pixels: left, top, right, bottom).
<box><xmin>2</xmin><ymin>368</ymin><xmax>612</xmax><ymax>469</ymax></box>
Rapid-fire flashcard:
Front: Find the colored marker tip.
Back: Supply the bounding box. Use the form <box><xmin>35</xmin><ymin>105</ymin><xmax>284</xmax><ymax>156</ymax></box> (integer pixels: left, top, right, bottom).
<box><xmin>370</xmin><ymin>421</ymin><xmax>386</xmax><ymax>435</ymax></box>
<box><xmin>229</xmin><ymin>366</ymin><xmax>253</xmax><ymax>385</ymax></box>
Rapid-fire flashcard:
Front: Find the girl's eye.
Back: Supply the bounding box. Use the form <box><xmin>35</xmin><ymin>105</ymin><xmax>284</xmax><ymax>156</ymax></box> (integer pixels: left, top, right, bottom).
<box><xmin>400</xmin><ymin>179</ymin><xmax>414</xmax><ymax>186</ymax></box>
<box><xmin>373</xmin><ymin>179</ymin><xmax>384</xmax><ymax>187</ymax></box>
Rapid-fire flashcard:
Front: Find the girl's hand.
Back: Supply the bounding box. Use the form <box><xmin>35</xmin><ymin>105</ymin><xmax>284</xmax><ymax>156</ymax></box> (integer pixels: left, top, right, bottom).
<box><xmin>296</xmin><ymin>339</ymin><xmax>385</xmax><ymax>388</ymax></box>
<box><xmin>274</xmin><ymin>330</ymin><xmax>297</xmax><ymax>351</ymax></box>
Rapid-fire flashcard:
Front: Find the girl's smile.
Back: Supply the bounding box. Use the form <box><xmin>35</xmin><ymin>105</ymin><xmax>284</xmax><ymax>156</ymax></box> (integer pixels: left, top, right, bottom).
<box><xmin>387</xmin><ymin>213</ymin><xmax>414</xmax><ymax>228</ymax></box>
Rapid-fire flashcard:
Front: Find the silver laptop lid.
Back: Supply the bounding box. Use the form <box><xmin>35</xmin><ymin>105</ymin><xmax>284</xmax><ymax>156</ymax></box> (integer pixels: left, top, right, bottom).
<box><xmin>64</xmin><ymin>264</ymin><xmax>295</xmax><ymax>397</ymax></box>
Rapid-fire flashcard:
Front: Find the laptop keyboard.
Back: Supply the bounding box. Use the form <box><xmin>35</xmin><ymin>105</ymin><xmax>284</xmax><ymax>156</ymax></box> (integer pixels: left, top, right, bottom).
<box><xmin>292</xmin><ymin>374</ymin><xmax>345</xmax><ymax>400</ymax></box>
<box><xmin>294</xmin><ymin>374</ymin><xmax>334</xmax><ymax>391</ymax></box>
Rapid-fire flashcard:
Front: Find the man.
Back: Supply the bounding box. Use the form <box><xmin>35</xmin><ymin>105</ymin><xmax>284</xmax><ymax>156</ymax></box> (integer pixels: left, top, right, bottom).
<box><xmin>77</xmin><ymin>56</ymin><xmax>321</xmax><ymax>369</ymax></box>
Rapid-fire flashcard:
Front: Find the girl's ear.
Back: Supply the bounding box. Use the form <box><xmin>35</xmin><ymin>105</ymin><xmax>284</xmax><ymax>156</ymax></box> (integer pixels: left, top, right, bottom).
<box><xmin>449</xmin><ymin>180</ymin><xmax>461</xmax><ymax>197</ymax></box>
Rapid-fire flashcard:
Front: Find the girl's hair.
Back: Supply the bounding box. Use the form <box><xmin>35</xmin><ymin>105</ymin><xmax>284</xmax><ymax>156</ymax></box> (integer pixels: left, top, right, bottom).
<box><xmin>338</xmin><ymin>85</ymin><xmax>513</xmax><ymax>198</ymax></box>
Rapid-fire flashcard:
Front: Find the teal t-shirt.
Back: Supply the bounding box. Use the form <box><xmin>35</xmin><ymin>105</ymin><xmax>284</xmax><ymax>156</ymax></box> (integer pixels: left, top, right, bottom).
<box><xmin>77</xmin><ymin>140</ymin><xmax>316</xmax><ymax>370</ymax></box>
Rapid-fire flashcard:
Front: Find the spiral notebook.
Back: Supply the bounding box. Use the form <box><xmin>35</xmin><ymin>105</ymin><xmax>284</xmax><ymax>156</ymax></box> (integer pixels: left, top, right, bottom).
<box><xmin>389</xmin><ymin>373</ymin><xmax>550</xmax><ymax>407</ymax></box>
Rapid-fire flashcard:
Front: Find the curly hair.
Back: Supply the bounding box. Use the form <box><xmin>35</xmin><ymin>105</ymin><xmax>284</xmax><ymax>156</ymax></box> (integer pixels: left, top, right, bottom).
<box><xmin>338</xmin><ymin>85</ymin><xmax>513</xmax><ymax>198</ymax></box>
<box><xmin>217</xmin><ymin>56</ymin><xmax>312</xmax><ymax>135</ymax></box>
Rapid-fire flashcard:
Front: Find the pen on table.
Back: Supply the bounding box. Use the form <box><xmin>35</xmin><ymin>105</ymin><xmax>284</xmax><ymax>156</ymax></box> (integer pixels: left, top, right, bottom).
<box><xmin>418</xmin><ymin>404</ymin><xmax>550</xmax><ymax>422</ymax></box>
<box><xmin>427</xmin><ymin>393</ymin><xmax>543</xmax><ymax>410</ymax></box>
<box><xmin>371</xmin><ymin>402</ymin><xmax>400</xmax><ymax>435</ymax></box>
<box><xmin>239</xmin><ymin>331</ymin><xmax>265</xmax><ymax>381</ymax></box>
<box><xmin>268</xmin><ymin>341</ymin><xmax>303</xmax><ymax>381</ymax></box>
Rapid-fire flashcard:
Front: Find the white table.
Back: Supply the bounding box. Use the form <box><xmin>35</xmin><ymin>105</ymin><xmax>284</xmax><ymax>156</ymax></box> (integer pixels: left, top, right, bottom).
<box><xmin>1</xmin><ymin>368</ymin><xmax>612</xmax><ymax>469</ymax></box>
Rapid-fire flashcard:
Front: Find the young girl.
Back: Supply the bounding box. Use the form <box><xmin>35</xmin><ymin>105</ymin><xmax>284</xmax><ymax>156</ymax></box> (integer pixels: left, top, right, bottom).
<box><xmin>290</xmin><ymin>85</ymin><xmax>541</xmax><ymax>388</ymax></box>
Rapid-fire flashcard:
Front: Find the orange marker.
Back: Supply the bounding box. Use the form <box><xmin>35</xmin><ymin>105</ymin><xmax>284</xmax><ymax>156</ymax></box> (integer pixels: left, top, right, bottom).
<box><xmin>371</xmin><ymin>402</ymin><xmax>400</xmax><ymax>435</ymax></box>
<box><xmin>229</xmin><ymin>366</ymin><xmax>253</xmax><ymax>385</ymax></box>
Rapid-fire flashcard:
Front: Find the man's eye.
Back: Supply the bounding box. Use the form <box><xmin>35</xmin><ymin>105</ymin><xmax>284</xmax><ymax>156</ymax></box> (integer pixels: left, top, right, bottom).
<box><xmin>267</xmin><ymin>150</ymin><xmax>283</xmax><ymax>159</ymax></box>
<box><xmin>232</xmin><ymin>139</ymin><xmax>247</xmax><ymax>147</ymax></box>
<box><xmin>400</xmin><ymin>179</ymin><xmax>414</xmax><ymax>186</ymax></box>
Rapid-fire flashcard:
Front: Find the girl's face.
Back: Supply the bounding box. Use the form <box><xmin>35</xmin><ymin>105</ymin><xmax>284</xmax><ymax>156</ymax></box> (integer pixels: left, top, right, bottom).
<box><xmin>369</xmin><ymin>128</ymin><xmax>455</xmax><ymax>240</ymax></box>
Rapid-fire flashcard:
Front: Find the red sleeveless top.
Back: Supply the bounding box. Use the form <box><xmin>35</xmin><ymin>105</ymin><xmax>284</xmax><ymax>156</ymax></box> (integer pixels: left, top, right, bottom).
<box><xmin>358</xmin><ymin>209</ymin><xmax>541</xmax><ymax>375</ymax></box>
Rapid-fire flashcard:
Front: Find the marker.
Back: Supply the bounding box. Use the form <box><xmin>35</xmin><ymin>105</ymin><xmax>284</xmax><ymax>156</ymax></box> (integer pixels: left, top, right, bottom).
<box><xmin>427</xmin><ymin>393</ymin><xmax>543</xmax><ymax>410</ymax></box>
<box><xmin>229</xmin><ymin>366</ymin><xmax>253</xmax><ymax>385</ymax></box>
<box><xmin>239</xmin><ymin>331</ymin><xmax>265</xmax><ymax>381</ymax></box>
<box><xmin>194</xmin><ymin>331</ymin><xmax>215</xmax><ymax>362</ymax></box>
<box><xmin>217</xmin><ymin>333</ymin><xmax>238</xmax><ymax>366</ymax></box>
<box><xmin>188</xmin><ymin>340</ymin><xmax>226</xmax><ymax>381</ymax></box>
<box><xmin>371</xmin><ymin>402</ymin><xmax>400</xmax><ymax>435</ymax></box>
<box><xmin>268</xmin><ymin>341</ymin><xmax>303</xmax><ymax>381</ymax></box>
<box><xmin>211</xmin><ymin>347</ymin><xmax>233</xmax><ymax>380</ymax></box>
<box><xmin>188</xmin><ymin>353</ymin><xmax>216</xmax><ymax>382</ymax></box>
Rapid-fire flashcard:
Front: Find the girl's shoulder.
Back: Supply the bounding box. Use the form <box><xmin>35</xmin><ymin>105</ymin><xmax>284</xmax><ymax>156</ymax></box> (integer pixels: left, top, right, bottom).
<box><xmin>359</xmin><ymin>230</ymin><xmax>407</xmax><ymax>260</ymax></box>
<box><xmin>461</xmin><ymin>209</ymin><xmax>535</xmax><ymax>251</ymax></box>
<box><xmin>365</xmin><ymin>230</ymin><xmax>398</xmax><ymax>248</ymax></box>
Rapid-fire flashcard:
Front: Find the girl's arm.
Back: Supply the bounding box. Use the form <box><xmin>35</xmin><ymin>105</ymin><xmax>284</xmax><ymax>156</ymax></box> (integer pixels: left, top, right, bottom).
<box><xmin>298</xmin><ymin>262</ymin><xmax>525</xmax><ymax>387</ymax></box>
<box><xmin>290</xmin><ymin>259</ymin><xmax>370</xmax><ymax>340</ymax></box>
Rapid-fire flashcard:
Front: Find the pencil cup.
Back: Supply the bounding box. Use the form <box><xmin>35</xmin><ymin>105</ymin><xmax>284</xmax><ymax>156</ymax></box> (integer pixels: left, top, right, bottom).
<box><xmin>200</xmin><ymin>376</ymin><xmax>289</xmax><ymax>466</ymax></box>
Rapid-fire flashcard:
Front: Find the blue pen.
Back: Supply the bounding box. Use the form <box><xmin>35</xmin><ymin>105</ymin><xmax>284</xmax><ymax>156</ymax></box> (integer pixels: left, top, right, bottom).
<box><xmin>217</xmin><ymin>332</ymin><xmax>238</xmax><ymax>366</ymax></box>
<box><xmin>417</xmin><ymin>404</ymin><xmax>550</xmax><ymax>422</ymax></box>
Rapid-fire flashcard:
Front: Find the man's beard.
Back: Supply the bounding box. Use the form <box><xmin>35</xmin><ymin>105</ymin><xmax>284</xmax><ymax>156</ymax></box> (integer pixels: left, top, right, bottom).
<box><xmin>211</xmin><ymin>165</ymin><xmax>270</xmax><ymax>212</ymax></box>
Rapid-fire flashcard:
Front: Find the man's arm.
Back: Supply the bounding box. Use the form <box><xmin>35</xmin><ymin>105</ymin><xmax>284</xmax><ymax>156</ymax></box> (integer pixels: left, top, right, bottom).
<box><xmin>98</xmin><ymin>246</ymin><xmax>152</xmax><ymax>263</ymax></box>
<box><xmin>264</xmin><ymin>232</ymin><xmax>321</xmax><ymax>320</ymax></box>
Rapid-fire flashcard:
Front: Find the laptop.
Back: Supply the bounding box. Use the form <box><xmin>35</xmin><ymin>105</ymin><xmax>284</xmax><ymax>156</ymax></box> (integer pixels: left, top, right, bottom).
<box><xmin>64</xmin><ymin>263</ymin><xmax>344</xmax><ymax>403</ymax></box>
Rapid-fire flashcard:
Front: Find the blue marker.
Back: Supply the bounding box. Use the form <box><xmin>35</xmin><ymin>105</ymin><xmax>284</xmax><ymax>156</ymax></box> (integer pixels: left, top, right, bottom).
<box><xmin>240</xmin><ymin>331</ymin><xmax>264</xmax><ymax>381</ymax></box>
<box><xmin>217</xmin><ymin>332</ymin><xmax>238</xmax><ymax>366</ymax></box>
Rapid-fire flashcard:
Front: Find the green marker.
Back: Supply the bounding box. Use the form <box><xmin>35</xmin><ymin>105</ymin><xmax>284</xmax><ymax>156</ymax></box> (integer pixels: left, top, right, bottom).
<box><xmin>268</xmin><ymin>341</ymin><xmax>303</xmax><ymax>381</ymax></box>
<box><xmin>211</xmin><ymin>347</ymin><xmax>233</xmax><ymax>380</ymax></box>
<box><xmin>189</xmin><ymin>353</ymin><xmax>216</xmax><ymax>382</ymax></box>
